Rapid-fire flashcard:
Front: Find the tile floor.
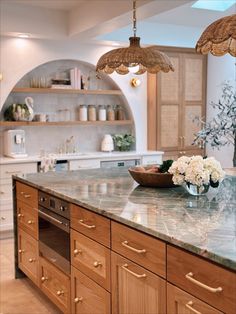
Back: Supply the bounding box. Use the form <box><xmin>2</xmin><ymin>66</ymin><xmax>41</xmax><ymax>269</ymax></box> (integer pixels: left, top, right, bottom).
<box><xmin>0</xmin><ymin>238</ymin><xmax>61</xmax><ymax>314</ymax></box>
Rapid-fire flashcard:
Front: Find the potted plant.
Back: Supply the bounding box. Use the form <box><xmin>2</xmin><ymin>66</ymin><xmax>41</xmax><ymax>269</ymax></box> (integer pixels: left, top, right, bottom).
<box><xmin>112</xmin><ymin>134</ymin><xmax>135</xmax><ymax>151</ymax></box>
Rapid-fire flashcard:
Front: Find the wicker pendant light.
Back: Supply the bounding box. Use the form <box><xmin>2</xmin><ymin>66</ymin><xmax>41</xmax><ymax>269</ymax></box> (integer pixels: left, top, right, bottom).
<box><xmin>196</xmin><ymin>14</ymin><xmax>236</xmax><ymax>57</ymax></box>
<box><xmin>96</xmin><ymin>0</ymin><xmax>174</xmax><ymax>75</ymax></box>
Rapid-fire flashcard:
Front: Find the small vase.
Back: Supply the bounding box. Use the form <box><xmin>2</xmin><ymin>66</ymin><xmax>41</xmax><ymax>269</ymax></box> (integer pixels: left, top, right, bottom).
<box><xmin>184</xmin><ymin>183</ymin><xmax>210</xmax><ymax>196</ymax></box>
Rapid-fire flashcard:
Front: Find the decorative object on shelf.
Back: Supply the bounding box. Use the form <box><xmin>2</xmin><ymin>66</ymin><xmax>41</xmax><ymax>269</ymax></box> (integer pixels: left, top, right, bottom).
<box><xmin>196</xmin><ymin>14</ymin><xmax>236</xmax><ymax>56</ymax></box>
<box><xmin>88</xmin><ymin>104</ymin><xmax>97</xmax><ymax>121</ymax></box>
<box><xmin>98</xmin><ymin>104</ymin><xmax>107</xmax><ymax>121</ymax></box>
<box><xmin>168</xmin><ymin>155</ymin><xmax>225</xmax><ymax>196</ymax></box>
<box><xmin>101</xmin><ymin>134</ymin><xmax>114</xmax><ymax>152</ymax></box>
<box><xmin>130</xmin><ymin>77</ymin><xmax>141</xmax><ymax>87</ymax></box>
<box><xmin>79</xmin><ymin>104</ymin><xmax>88</xmax><ymax>121</ymax></box>
<box><xmin>112</xmin><ymin>133</ymin><xmax>135</xmax><ymax>151</ymax></box>
<box><xmin>116</xmin><ymin>104</ymin><xmax>125</xmax><ymax>120</ymax></box>
<box><xmin>3</xmin><ymin>97</ymin><xmax>34</xmax><ymax>121</ymax></box>
<box><xmin>193</xmin><ymin>82</ymin><xmax>236</xmax><ymax>167</ymax></box>
<box><xmin>107</xmin><ymin>105</ymin><xmax>115</xmax><ymax>121</ymax></box>
<box><xmin>129</xmin><ymin>160</ymin><xmax>175</xmax><ymax>188</ymax></box>
<box><xmin>96</xmin><ymin>0</ymin><xmax>174</xmax><ymax>75</ymax></box>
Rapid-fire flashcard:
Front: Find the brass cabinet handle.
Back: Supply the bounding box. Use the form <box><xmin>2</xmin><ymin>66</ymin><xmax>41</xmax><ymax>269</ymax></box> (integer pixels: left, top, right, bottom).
<box><xmin>0</xmin><ymin>191</ymin><xmax>5</xmax><ymax>194</ymax></box>
<box><xmin>41</xmin><ymin>276</ymin><xmax>48</xmax><ymax>282</ymax></box>
<box><xmin>18</xmin><ymin>213</ymin><xmax>24</xmax><ymax>218</ymax></box>
<box><xmin>27</xmin><ymin>220</ymin><xmax>33</xmax><ymax>224</ymax></box>
<box><xmin>1</xmin><ymin>216</ymin><xmax>6</xmax><ymax>220</ymax></box>
<box><xmin>93</xmin><ymin>261</ymin><xmax>102</xmax><ymax>268</ymax></box>
<box><xmin>73</xmin><ymin>249</ymin><xmax>82</xmax><ymax>256</ymax></box>
<box><xmin>182</xmin><ymin>136</ymin><xmax>185</xmax><ymax>147</ymax></box>
<box><xmin>56</xmin><ymin>290</ymin><xmax>64</xmax><ymax>296</ymax></box>
<box><xmin>78</xmin><ymin>219</ymin><xmax>95</xmax><ymax>229</ymax></box>
<box><xmin>18</xmin><ymin>249</ymin><xmax>24</xmax><ymax>254</ymax></box>
<box><xmin>185</xmin><ymin>272</ymin><xmax>223</xmax><ymax>293</ymax></box>
<box><xmin>121</xmin><ymin>240</ymin><xmax>146</xmax><ymax>254</ymax></box>
<box><xmin>121</xmin><ymin>264</ymin><xmax>146</xmax><ymax>279</ymax></box>
<box><xmin>74</xmin><ymin>297</ymin><xmax>83</xmax><ymax>303</ymax></box>
<box><xmin>28</xmin><ymin>258</ymin><xmax>35</xmax><ymax>263</ymax></box>
<box><xmin>179</xmin><ymin>136</ymin><xmax>183</xmax><ymax>147</ymax></box>
<box><xmin>24</xmin><ymin>194</ymin><xmax>31</xmax><ymax>198</ymax></box>
<box><xmin>185</xmin><ymin>301</ymin><xmax>202</xmax><ymax>314</ymax></box>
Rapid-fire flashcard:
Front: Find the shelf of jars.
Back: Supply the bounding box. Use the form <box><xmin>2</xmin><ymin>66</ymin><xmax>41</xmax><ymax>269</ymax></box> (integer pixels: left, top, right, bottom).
<box><xmin>0</xmin><ymin>120</ymin><xmax>133</xmax><ymax>127</ymax></box>
<box><xmin>12</xmin><ymin>88</ymin><xmax>123</xmax><ymax>96</ymax></box>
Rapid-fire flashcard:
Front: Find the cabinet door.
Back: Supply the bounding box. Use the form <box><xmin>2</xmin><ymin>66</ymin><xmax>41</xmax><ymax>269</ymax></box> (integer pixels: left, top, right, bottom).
<box><xmin>167</xmin><ymin>283</ymin><xmax>224</xmax><ymax>314</ymax></box>
<box><xmin>17</xmin><ymin>200</ymin><xmax>38</xmax><ymax>239</ymax></box>
<box><xmin>111</xmin><ymin>252</ymin><xmax>166</xmax><ymax>314</ymax></box>
<box><xmin>71</xmin><ymin>266</ymin><xmax>110</xmax><ymax>314</ymax></box>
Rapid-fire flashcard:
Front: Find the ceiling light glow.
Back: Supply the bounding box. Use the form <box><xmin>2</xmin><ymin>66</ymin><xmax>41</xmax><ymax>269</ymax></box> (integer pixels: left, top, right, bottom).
<box><xmin>192</xmin><ymin>0</ymin><xmax>235</xmax><ymax>12</ymax></box>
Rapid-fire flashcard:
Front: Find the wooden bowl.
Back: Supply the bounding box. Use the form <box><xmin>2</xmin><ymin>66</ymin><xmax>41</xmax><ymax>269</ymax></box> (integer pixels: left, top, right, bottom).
<box><xmin>128</xmin><ymin>166</ymin><xmax>175</xmax><ymax>188</ymax></box>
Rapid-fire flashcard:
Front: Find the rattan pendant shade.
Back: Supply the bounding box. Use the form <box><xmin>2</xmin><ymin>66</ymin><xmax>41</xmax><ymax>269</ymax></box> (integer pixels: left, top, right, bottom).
<box><xmin>96</xmin><ymin>1</ymin><xmax>174</xmax><ymax>75</ymax></box>
<box><xmin>196</xmin><ymin>14</ymin><xmax>236</xmax><ymax>57</ymax></box>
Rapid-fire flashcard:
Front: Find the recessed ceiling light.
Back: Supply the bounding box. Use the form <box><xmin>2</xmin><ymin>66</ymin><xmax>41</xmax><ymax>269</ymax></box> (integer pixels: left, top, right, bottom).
<box><xmin>18</xmin><ymin>34</ymin><xmax>30</xmax><ymax>38</ymax></box>
<box><xmin>192</xmin><ymin>0</ymin><xmax>235</xmax><ymax>11</ymax></box>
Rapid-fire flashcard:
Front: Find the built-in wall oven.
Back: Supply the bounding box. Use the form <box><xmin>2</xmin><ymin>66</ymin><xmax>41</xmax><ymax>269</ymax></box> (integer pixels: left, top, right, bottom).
<box><xmin>38</xmin><ymin>191</ymin><xmax>70</xmax><ymax>274</ymax></box>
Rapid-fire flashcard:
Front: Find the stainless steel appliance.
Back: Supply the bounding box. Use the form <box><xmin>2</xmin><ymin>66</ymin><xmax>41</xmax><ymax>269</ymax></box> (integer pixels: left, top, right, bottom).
<box><xmin>100</xmin><ymin>159</ymin><xmax>140</xmax><ymax>168</ymax></box>
<box><xmin>38</xmin><ymin>191</ymin><xmax>70</xmax><ymax>274</ymax></box>
<box><xmin>3</xmin><ymin>129</ymin><xmax>27</xmax><ymax>158</ymax></box>
<box><xmin>37</xmin><ymin>159</ymin><xmax>69</xmax><ymax>172</ymax></box>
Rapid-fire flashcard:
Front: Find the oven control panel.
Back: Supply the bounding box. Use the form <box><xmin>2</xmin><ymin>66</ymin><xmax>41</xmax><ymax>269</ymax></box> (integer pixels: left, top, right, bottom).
<box><xmin>39</xmin><ymin>191</ymin><xmax>70</xmax><ymax>219</ymax></box>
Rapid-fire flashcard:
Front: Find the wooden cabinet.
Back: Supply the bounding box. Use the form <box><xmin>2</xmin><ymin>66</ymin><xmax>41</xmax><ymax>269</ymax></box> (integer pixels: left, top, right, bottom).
<box><xmin>167</xmin><ymin>245</ymin><xmax>236</xmax><ymax>314</ymax></box>
<box><xmin>111</xmin><ymin>252</ymin><xmax>166</xmax><ymax>314</ymax></box>
<box><xmin>17</xmin><ymin>200</ymin><xmax>38</xmax><ymax>239</ymax></box>
<box><xmin>18</xmin><ymin>228</ymin><xmax>39</xmax><ymax>286</ymax></box>
<box><xmin>167</xmin><ymin>283</ymin><xmax>223</xmax><ymax>314</ymax></box>
<box><xmin>147</xmin><ymin>48</ymin><xmax>207</xmax><ymax>160</ymax></box>
<box><xmin>71</xmin><ymin>266</ymin><xmax>110</xmax><ymax>314</ymax></box>
<box><xmin>39</xmin><ymin>256</ymin><xmax>71</xmax><ymax>314</ymax></box>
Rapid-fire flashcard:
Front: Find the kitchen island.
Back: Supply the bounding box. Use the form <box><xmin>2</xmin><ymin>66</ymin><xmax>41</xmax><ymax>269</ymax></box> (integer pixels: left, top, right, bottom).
<box><xmin>13</xmin><ymin>168</ymin><xmax>236</xmax><ymax>314</ymax></box>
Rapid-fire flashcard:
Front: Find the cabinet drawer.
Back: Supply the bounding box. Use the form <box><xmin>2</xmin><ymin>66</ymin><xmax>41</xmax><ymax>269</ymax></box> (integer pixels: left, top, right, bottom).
<box><xmin>0</xmin><ymin>163</ymin><xmax>37</xmax><ymax>182</ymax></box>
<box><xmin>167</xmin><ymin>245</ymin><xmax>236</xmax><ymax>314</ymax></box>
<box><xmin>0</xmin><ymin>183</ymin><xmax>12</xmax><ymax>201</ymax></box>
<box><xmin>0</xmin><ymin>209</ymin><xmax>13</xmax><ymax>231</ymax></box>
<box><xmin>71</xmin><ymin>266</ymin><xmax>110</xmax><ymax>314</ymax></box>
<box><xmin>18</xmin><ymin>228</ymin><xmax>39</xmax><ymax>286</ymax></box>
<box><xmin>69</xmin><ymin>159</ymin><xmax>100</xmax><ymax>170</ymax></box>
<box><xmin>167</xmin><ymin>283</ymin><xmax>223</xmax><ymax>314</ymax></box>
<box><xmin>17</xmin><ymin>200</ymin><xmax>38</xmax><ymax>239</ymax></box>
<box><xmin>71</xmin><ymin>229</ymin><xmax>110</xmax><ymax>291</ymax></box>
<box><xmin>71</xmin><ymin>204</ymin><xmax>110</xmax><ymax>248</ymax></box>
<box><xmin>112</xmin><ymin>221</ymin><xmax>166</xmax><ymax>278</ymax></box>
<box><xmin>16</xmin><ymin>182</ymin><xmax>38</xmax><ymax>207</ymax></box>
<box><xmin>39</xmin><ymin>256</ymin><xmax>70</xmax><ymax>314</ymax></box>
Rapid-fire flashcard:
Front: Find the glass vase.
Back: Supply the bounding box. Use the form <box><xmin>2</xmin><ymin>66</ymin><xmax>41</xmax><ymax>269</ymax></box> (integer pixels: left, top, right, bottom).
<box><xmin>184</xmin><ymin>183</ymin><xmax>210</xmax><ymax>196</ymax></box>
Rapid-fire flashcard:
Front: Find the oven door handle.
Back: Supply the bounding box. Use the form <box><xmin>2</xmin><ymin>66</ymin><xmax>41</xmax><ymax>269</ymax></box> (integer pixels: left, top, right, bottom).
<box><xmin>39</xmin><ymin>210</ymin><xmax>64</xmax><ymax>225</ymax></box>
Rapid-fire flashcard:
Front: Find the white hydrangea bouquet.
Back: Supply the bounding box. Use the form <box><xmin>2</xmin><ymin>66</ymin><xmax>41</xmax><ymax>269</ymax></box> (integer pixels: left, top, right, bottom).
<box><xmin>168</xmin><ymin>156</ymin><xmax>225</xmax><ymax>195</ymax></box>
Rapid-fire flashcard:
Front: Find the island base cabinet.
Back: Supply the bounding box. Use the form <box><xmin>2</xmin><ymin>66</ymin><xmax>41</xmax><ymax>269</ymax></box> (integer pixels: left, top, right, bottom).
<box><xmin>18</xmin><ymin>228</ymin><xmax>39</xmax><ymax>286</ymax></box>
<box><xmin>111</xmin><ymin>252</ymin><xmax>166</xmax><ymax>314</ymax></box>
<box><xmin>39</xmin><ymin>257</ymin><xmax>71</xmax><ymax>314</ymax></box>
<box><xmin>71</xmin><ymin>266</ymin><xmax>111</xmax><ymax>314</ymax></box>
<box><xmin>167</xmin><ymin>283</ymin><xmax>224</xmax><ymax>314</ymax></box>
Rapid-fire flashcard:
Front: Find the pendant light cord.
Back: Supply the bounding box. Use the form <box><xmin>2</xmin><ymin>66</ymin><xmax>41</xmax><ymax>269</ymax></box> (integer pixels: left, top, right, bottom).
<box><xmin>133</xmin><ymin>0</ymin><xmax>137</xmax><ymax>37</ymax></box>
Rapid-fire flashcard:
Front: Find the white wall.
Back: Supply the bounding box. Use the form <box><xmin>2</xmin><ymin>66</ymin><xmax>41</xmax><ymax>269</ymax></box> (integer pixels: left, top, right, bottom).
<box><xmin>0</xmin><ymin>36</ymin><xmax>147</xmax><ymax>152</ymax></box>
<box><xmin>206</xmin><ymin>54</ymin><xmax>235</xmax><ymax>168</ymax></box>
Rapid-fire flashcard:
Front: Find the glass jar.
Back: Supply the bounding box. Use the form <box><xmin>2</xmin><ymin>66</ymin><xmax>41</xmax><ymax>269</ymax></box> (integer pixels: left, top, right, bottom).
<box><xmin>88</xmin><ymin>105</ymin><xmax>96</xmax><ymax>121</ymax></box>
<box><xmin>98</xmin><ymin>105</ymin><xmax>106</xmax><ymax>121</ymax></box>
<box><xmin>107</xmin><ymin>105</ymin><xmax>115</xmax><ymax>121</ymax></box>
<box><xmin>79</xmin><ymin>104</ymin><xmax>88</xmax><ymax>121</ymax></box>
<box><xmin>116</xmin><ymin>105</ymin><xmax>125</xmax><ymax>120</ymax></box>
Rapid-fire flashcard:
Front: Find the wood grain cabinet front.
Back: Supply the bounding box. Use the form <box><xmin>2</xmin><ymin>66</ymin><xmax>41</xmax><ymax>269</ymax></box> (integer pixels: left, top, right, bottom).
<box><xmin>16</xmin><ymin>182</ymin><xmax>38</xmax><ymax>208</ymax></box>
<box><xmin>71</xmin><ymin>229</ymin><xmax>111</xmax><ymax>291</ymax></box>
<box><xmin>167</xmin><ymin>283</ymin><xmax>224</xmax><ymax>314</ymax></box>
<box><xmin>39</xmin><ymin>256</ymin><xmax>71</xmax><ymax>314</ymax></box>
<box><xmin>71</xmin><ymin>266</ymin><xmax>111</xmax><ymax>314</ymax></box>
<box><xmin>112</xmin><ymin>252</ymin><xmax>166</xmax><ymax>314</ymax></box>
<box><xmin>167</xmin><ymin>245</ymin><xmax>236</xmax><ymax>314</ymax></box>
<box><xmin>71</xmin><ymin>204</ymin><xmax>111</xmax><ymax>248</ymax></box>
<box><xmin>112</xmin><ymin>221</ymin><xmax>166</xmax><ymax>278</ymax></box>
<box><xmin>17</xmin><ymin>200</ymin><xmax>38</xmax><ymax>239</ymax></box>
<box><xmin>18</xmin><ymin>228</ymin><xmax>39</xmax><ymax>286</ymax></box>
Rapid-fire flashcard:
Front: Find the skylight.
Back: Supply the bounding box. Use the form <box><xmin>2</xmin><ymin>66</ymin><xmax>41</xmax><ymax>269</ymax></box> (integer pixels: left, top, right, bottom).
<box><xmin>192</xmin><ymin>0</ymin><xmax>235</xmax><ymax>12</ymax></box>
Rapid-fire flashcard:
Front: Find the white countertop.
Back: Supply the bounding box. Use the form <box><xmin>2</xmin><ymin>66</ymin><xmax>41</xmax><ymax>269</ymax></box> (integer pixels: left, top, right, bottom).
<box><xmin>0</xmin><ymin>150</ymin><xmax>164</xmax><ymax>165</ymax></box>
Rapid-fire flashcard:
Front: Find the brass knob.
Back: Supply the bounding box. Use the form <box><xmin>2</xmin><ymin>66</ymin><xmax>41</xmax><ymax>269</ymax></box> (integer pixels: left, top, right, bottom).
<box><xmin>28</xmin><ymin>258</ymin><xmax>35</xmax><ymax>263</ymax></box>
<box><xmin>74</xmin><ymin>297</ymin><xmax>83</xmax><ymax>303</ymax></box>
<box><xmin>41</xmin><ymin>276</ymin><xmax>48</xmax><ymax>282</ymax></box>
<box><xmin>1</xmin><ymin>216</ymin><xmax>6</xmax><ymax>220</ymax></box>
<box><xmin>74</xmin><ymin>249</ymin><xmax>82</xmax><ymax>256</ymax></box>
<box><xmin>93</xmin><ymin>261</ymin><xmax>102</xmax><ymax>268</ymax></box>
<box><xmin>18</xmin><ymin>213</ymin><xmax>24</xmax><ymax>218</ymax></box>
<box><xmin>27</xmin><ymin>220</ymin><xmax>33</xmax><ymax>224</ymax></box>
<box><xmin>56</xmin><ymin>290</ymin><xmax>64</xmax><ymax>296</ymax></box>
<box><xmin>18</xmin><ymin>249</ymin><xmax>24</xmax><ymax>254</ymax></box>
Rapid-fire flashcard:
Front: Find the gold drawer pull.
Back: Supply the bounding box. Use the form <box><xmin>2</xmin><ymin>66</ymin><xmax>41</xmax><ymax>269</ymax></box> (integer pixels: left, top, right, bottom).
<box><xmin>56</xmin><ymin>290</ymin><xmax>64</xmax><ymax>296</ymax></box>
<box><xmin>28</xmin><ymin>258</ymin><xmax>35</xmax><ymax>263</ymax></box>
<box><xmin>185</xmin><ymin>301</ymin><xmax>202</xmax><ymax>314</ymax></box>
<box><xmin>0</xmin><ymin>191</ymin><xmax>5</xmax><ymax>194</ymax></box>
<box><xmin>18</xmin><ymin>213</ymin><xmax>24</xmax><ymax>218</ymax></box>
<box><xmin>122</xmin><ymin>240</ymin><xmax>146</xmax><ymax>254</ymax></box>
<box><xmin>93</xmin><ymin>261</ymin><xmax>102</xmax><ymax>268</ymax></box>
<box><xmin>78</xmin><ymin>219</ymin><xmax>95</xmax><ymax>229</ymax></box>
<box><xmin>74</xmin><ymin>297</ymin><xmax>83</xmax><ymax>303</ymax></box>
<box><xmin>122</xmin><ymin>264</ymin><xmax>146</xmax><ymax>279</ymax></box>
<box><xmin>73</xmin><ymin>249</ymin><xmax>82</xmax><ymax>256</ymax></box>
<box><xmin>18</xmin><ymin>249</ymin><xmax>25</xmax><ymax>254</ymax></box>
<box><xmin>27</xmin><ymin>220</ymin><xmax>33</xmax><ymax>224</ymax></box>
<box><xmin>24</xmin><ymin>194</ymin><xmax>31</xmax><ymax>198</ymax></box>
<box><xmin>1</xmin><ymin>216</ymin><xmax>6</xmax><ymax>220</ymax></box>
<box><xmin>41</xmin><ymin>276</ymin><xmax>48</xmax><ymax>282</ymax></box>
<box><xmin>185</xmin><ymin>272</ymin><xmax>223</xmax><ymax>293</ymax></box>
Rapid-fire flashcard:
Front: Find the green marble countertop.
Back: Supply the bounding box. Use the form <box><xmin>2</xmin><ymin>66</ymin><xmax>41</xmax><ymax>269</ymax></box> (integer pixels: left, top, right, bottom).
<box><xmin>14</xmin><ymin>168</ymin><xmax>236</xmax><ymax>271</ymax></box>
